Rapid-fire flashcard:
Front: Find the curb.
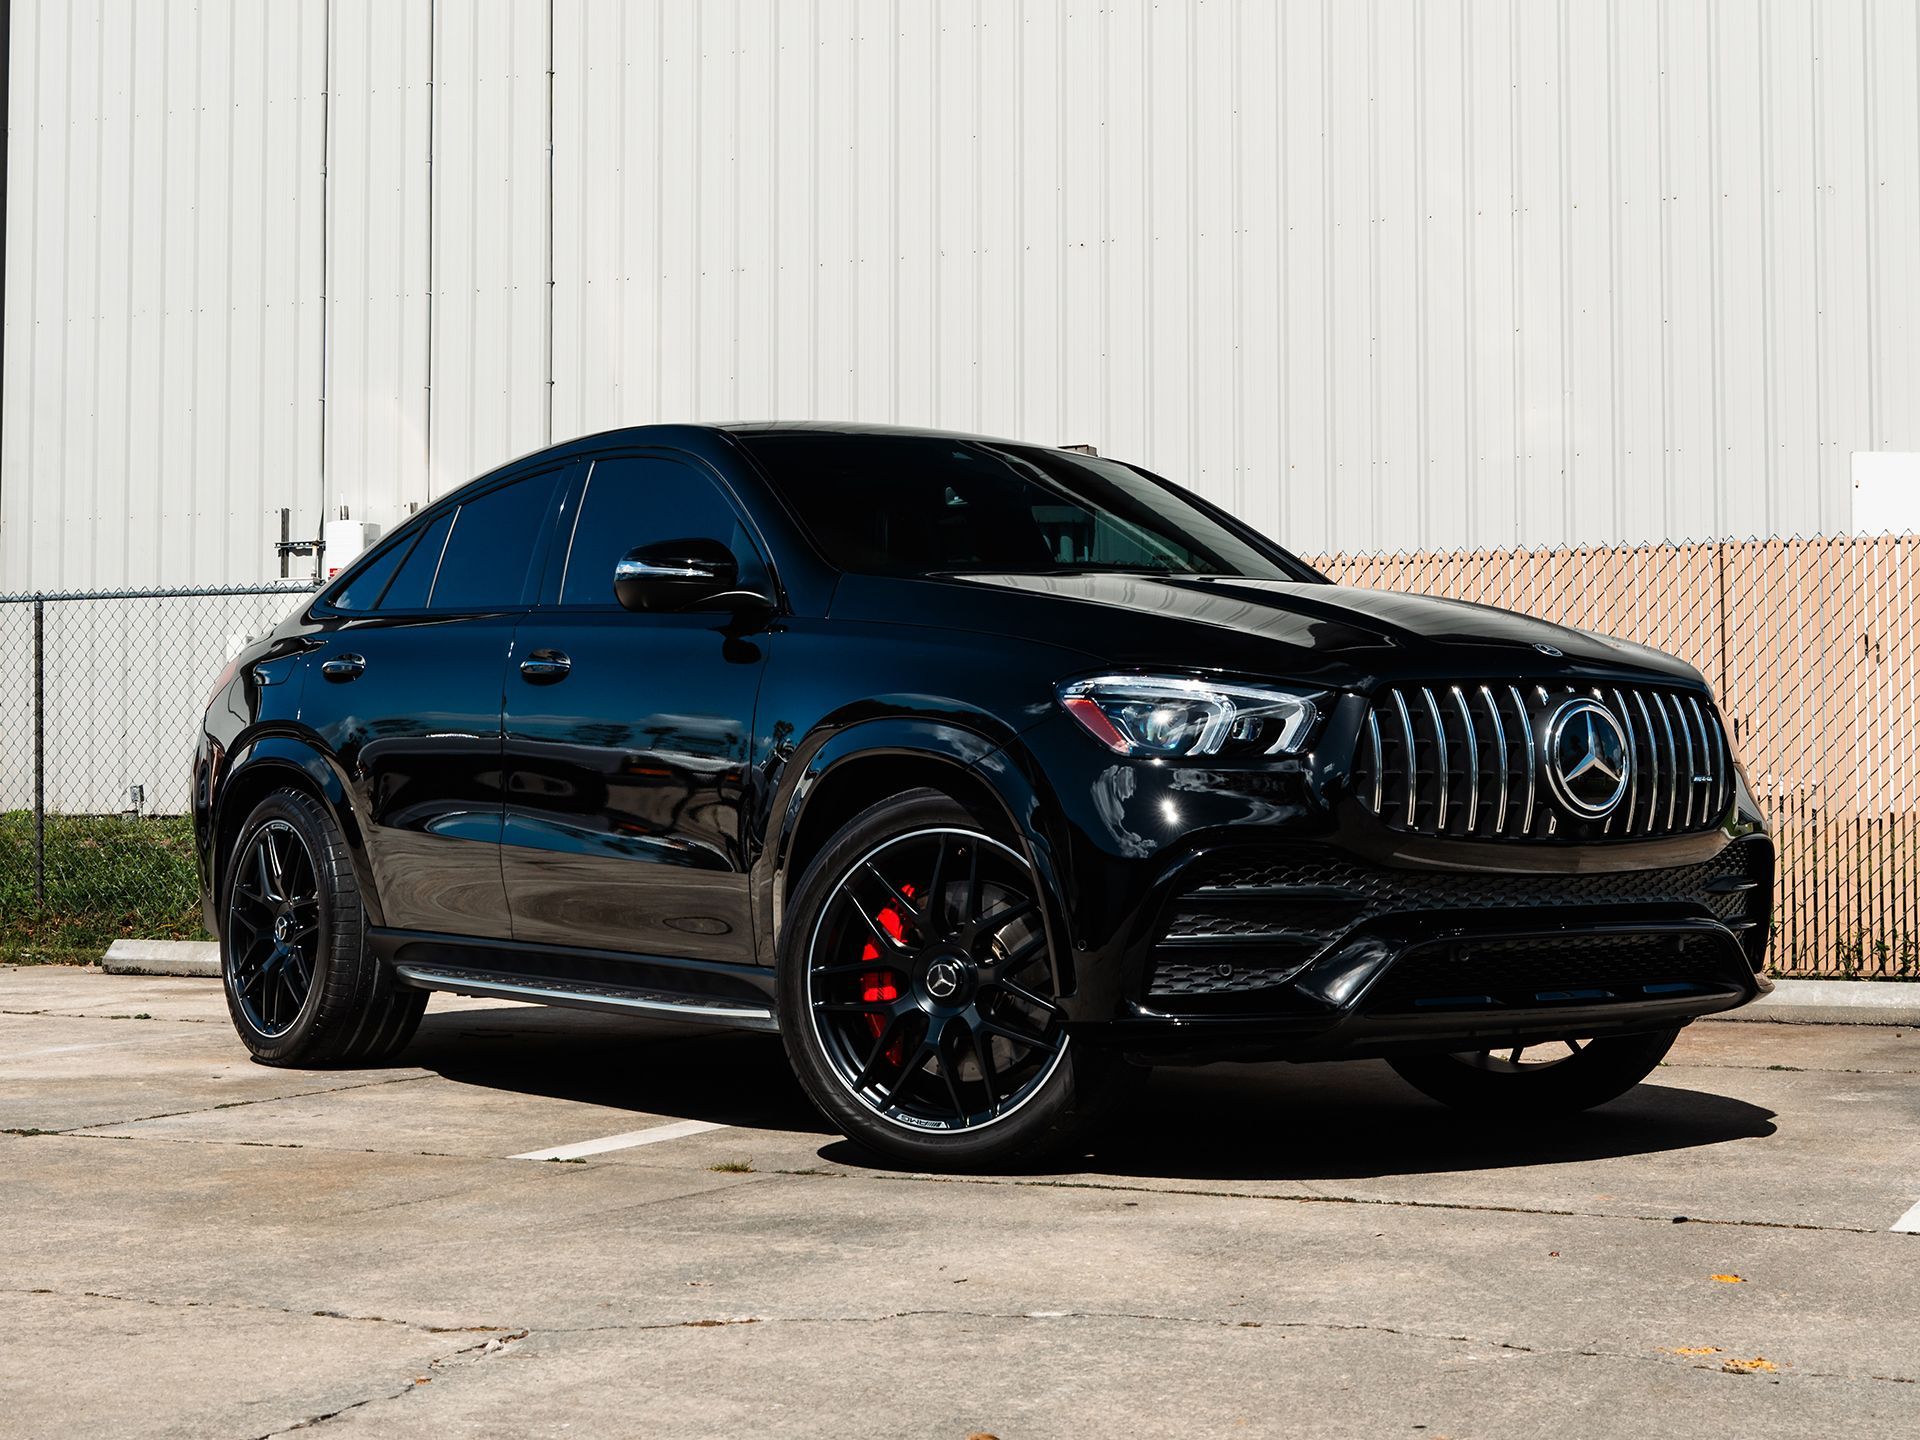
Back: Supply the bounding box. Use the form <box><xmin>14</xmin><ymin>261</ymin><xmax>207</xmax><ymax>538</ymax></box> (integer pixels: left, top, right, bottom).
<box><xmin>101</xmin><ymin>939</ymin><xmax>221</xmax><ymax>979</ymax></box>
<box><xmin>1706</xmin><ymin>977</ymin><xmax>1920</xmax><ymax>1027</ymax></box>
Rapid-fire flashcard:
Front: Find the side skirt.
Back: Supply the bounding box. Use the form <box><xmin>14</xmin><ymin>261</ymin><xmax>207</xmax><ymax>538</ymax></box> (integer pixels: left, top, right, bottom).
<box><xmin>369</xmin><ymin>927</ymin><xmax>779</xmax><ymax>1033</ymax></box>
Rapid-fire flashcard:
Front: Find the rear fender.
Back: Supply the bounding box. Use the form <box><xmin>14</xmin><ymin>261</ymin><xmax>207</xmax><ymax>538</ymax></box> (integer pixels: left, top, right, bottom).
<box><xmin>210</xmin><ymin>735</ymin><xmax>383</xmax><ymax>931</ymax></box>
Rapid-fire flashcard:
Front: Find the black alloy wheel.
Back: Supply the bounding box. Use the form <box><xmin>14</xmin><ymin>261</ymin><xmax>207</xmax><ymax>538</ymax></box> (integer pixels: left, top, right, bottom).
<box><xmin>1454</xmin><ymin>1040</ymin><xmax>1593</xmax><ymax>1073</ymax></box>
<box><xmin>226</xmin><ymin>818</ymin><xmax>322</xmax><ymax>1037</ymax></box>
<box><xmin>220</xmin><ymin>788</ymin><xmax>427</xmax><ymax>1066</ymax></box>
<box><xmin>805</xmin><ymin>825</ymin><xmax>1069</xmax><ymax>1132</ymax></box>
<box><xmin>780</xmin><ymin>789</ymin><xmax>1139</xmax><ymax>1169</ymax></box>
<box><xmin>1388</xmin><ymin>1026</ymin><xmax>1681</xmax><ymax>1117</ymax></box>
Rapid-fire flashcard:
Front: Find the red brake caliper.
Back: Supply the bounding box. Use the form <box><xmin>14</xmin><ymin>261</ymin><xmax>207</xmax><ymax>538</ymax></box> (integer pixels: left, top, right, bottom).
<box><xmin>859</xmin><ymin>883</ymin><xmax>913</xmax><ymax>1065</ymax></box>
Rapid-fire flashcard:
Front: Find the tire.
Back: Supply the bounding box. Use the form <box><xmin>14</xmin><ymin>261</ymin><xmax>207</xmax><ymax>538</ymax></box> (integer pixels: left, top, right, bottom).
<box><xmin>1387</xmin><ymin>1027</ymin><xmax>1681</xmax><ymax>1118</ymax></box>
<box><xmin>219</xmin><ymin>787</ymin><xmax>426</xmax><ymax>1066</ymax></box>
<box><xmin>777</xmin><ymin>788</ymin><xmax>1139</xmax><ymax>1170</ymax></box>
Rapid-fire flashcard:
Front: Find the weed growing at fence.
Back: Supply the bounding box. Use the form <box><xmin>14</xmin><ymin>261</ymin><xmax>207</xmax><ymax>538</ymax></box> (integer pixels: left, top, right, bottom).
<box><xmin>1823</xmin><ymin>932</ymin><xmax>1920</xmax><ymax>981</ymax></box>
<box><xmin>0</xmin><ymin>812</ymin><xmax>206</xmax><ymax>963</ymax></box>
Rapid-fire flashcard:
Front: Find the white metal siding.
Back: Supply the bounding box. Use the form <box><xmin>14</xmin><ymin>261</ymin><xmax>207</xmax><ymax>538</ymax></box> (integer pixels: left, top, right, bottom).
<box><xmin>3</xmin><ymin>0</ymin><xmax>329</xmax><ymax>591</ymax></box>
<box><xmin>323</xmin><ymin>0</ymin><xmax>432</xmax><ymax>536</ymax></box>
<box><xmin>7</xmin><ymin>0</ymin><xmax>1920</xmax><ymax>591</ymax></box>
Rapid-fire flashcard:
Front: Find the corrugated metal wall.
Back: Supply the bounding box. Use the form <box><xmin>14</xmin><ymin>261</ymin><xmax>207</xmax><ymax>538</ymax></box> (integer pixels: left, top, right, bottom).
<box><xmin>4</xmin><ymin>0</ymin><xmax>328</xmax><ymax>590</ymax></box>
<box><xmin>7</xmin><ymin>0</ymin><xmax>1919</xmax><ymax>591</ymax></box>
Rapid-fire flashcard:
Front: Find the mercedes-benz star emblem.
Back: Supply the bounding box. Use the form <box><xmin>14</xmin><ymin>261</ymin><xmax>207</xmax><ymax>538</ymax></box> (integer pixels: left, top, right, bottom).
<box><xmin>1543</xmin><ymin>697</ymin><xmax>1632</xmax><ymax>820</ymax></box>
<box><xmin>1533</xmin><ymin>642</ymin><xmax>1564</xmax><ymax>657</ymax></box>
<box><xmin>924</xmin><ymin>961</ymin><xmax>963</xmax><ymax>1000</ymax></box>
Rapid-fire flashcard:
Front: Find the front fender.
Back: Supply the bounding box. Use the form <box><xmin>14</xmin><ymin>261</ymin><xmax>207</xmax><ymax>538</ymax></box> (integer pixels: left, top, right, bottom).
<box><xmin>751</xmin><ymin>714</ymin><xmax>1078</xmax><ymax>970</ymax></box>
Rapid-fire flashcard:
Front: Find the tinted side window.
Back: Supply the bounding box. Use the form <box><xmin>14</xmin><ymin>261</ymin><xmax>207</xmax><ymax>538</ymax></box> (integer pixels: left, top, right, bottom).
<box><xmin>328</xmin><ymin>531</ymin><xmax>414</xmax><ymax>612</ymax></box>
<box><xmin>558</xmin><ymin>457</ymin><xmax>768</xmax><ymax>608</ymax></box>
<box><xmin>429</xmin><ymin>473</ymin><xmax>561</xmax><ymax>611</ymax></box>
<box><xmin>378</xmin><ymin>510</ymin><xmax>454</xmax><ymax>610</ymax></box>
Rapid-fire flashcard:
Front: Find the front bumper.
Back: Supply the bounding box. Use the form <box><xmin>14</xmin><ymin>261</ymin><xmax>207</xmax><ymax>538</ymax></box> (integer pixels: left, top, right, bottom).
<box><xmin>1010</xmin><ymin>704</ymin><xmax>1775</xmax><ymax>1064</ymax></box>
<box><xmin>1065</xmin><ymin>837</ymin><xmax>1774</xmax><ymax>1062</ymax></box>
<box><xmin>1096</xmin><ymin>911</ymin><xmax>1768</xmax><ymax>1064</ymax></box>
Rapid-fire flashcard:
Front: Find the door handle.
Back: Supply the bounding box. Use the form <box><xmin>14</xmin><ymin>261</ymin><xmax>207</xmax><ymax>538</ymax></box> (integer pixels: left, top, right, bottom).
<box><xmin>518</xmin><ymin>649</ymin><xmax>572</xmax><ymax>684</ymax></box>
<box><xmin>320</xmin><ymin>653</ymin><xmax>366</xmax><ymax>682</ymax></box>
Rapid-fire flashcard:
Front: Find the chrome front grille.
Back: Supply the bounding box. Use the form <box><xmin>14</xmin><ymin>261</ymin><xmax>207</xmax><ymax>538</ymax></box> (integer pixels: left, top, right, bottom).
<box><xmin>1350</xmin><ymin>682</ymin><xmax>1734</xmax><ymax>841</ymax></box>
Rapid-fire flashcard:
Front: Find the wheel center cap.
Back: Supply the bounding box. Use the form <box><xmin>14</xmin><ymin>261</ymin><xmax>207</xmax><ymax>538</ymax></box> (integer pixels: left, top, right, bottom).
<box><xmin>924</xmin><ymin>960</ymin><xmax>963</xmax><ymax>999</ymax></box>
<box><xmin>272</xmin><ymin>913</ymin><xmax>293</xmax><ymax>943</ymax></box>
<box><xmin>920</xmin><ymin>949</ymin><xmax>974</xmax><ymax>1002</ymax></box>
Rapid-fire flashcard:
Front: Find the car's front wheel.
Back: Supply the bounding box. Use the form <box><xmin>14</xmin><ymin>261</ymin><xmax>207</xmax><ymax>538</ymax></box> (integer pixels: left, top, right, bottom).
<box><xmin>1387</xmin><ymin>1027</ymin><xmax>1681</xmax><ymax>1117</ymax></box>
<box><xmin>778</xmin><ymin>789</ymin><xmax>1136</xmax><ymax>1169</ymax></box>
<box><xmin>220</xmin><ymin>787</ymin><xmax>426</xmax><ymax>1066</ymax></box>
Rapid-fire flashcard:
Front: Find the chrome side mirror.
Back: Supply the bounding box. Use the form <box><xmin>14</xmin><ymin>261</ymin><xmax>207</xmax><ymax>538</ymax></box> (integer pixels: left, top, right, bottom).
<box><xmin>614</xmin><ymin>538</ymin><xmax>767</xmax><ymax>614</ymax></box>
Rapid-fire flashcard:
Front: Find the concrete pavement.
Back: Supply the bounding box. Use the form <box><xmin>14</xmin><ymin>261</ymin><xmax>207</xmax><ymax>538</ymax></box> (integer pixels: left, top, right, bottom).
<box><xmin>3</xmin><ymin>964</ymin><xmax>1917</xmax><ymax>1438</ymax></box>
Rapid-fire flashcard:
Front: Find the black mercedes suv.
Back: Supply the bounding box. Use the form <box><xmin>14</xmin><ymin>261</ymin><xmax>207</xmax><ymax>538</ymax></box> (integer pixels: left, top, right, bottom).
<box><xmin>195</xmin><ymin>423</ymin><xmax>1772</xmax><ymax>1166</ymax></box>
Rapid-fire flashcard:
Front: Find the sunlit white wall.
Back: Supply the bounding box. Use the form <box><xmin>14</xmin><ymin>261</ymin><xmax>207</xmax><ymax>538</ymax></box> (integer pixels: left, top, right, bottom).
<box><xmin>7</xmin><ymin>0</ymin><xmax>1919</xmax><ymax>591</ymax></box>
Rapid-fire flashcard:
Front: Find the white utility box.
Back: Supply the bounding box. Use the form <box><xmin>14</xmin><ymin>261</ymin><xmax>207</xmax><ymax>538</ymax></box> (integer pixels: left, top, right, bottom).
<box><xmin>323</xmin><ymin>519</ymin><xmax>383</xmax><ymax>580</ymax></box>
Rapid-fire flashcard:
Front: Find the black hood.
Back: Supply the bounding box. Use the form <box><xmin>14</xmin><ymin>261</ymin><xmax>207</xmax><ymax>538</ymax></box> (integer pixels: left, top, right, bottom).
<box><xmin>830</xmin><ymin>571</ymin><xmax>1705</xmax><ymax>689</ymax></box>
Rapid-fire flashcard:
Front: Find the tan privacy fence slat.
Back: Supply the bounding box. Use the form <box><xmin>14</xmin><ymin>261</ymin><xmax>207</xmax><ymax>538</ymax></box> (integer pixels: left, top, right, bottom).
<box><xmin>1307</xmin><ymin>536</ymin><xmax>1920</xmax><ymax>979</ymax></box>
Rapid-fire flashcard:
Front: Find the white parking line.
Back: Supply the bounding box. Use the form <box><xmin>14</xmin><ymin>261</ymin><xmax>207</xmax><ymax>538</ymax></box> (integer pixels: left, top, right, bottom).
<box><xmin>1893</xmin><ymin>1199</ymin><xmax>1920</xmax><ymax>1234</ymax></box>
<box><xmin>511</xmin><ymin>1119</ymin><xmax>727</xmax><ymax>1162</ymax></box>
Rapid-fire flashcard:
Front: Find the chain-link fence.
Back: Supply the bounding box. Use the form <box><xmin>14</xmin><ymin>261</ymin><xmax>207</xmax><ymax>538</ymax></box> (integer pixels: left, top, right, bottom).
<box><xmin>6</xmin><ymin>544</ymin><xmax>1916</xmax><ymax>977</ymax></box>
<box><xmin>1307</xmin><ymin>535</ymin><xmax>1920</xmax><ymax>979</ymax></box>
<box><xmin>0</xmin><ymin>583</ymin><xmax>317</xmax><ymax>903</ymax></box>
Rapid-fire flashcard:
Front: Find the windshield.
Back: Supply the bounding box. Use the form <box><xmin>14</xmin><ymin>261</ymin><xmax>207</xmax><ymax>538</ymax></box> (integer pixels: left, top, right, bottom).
<box><xmin>736</xmin><ymin>433</ymin><xmax>1313</xmax><ymax>581</ymax></box>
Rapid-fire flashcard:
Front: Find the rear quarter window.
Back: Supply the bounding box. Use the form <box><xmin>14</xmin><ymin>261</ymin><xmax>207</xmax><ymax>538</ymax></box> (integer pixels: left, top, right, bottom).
<box><xmin>325</xmin><ymin>531</ymin><xmax>415</xmax><ymax>612</ymax></box>
<box><xmin>378</xmin><ymin>509</ymin><xmax>455</xmax><ymax>611</ymax></box>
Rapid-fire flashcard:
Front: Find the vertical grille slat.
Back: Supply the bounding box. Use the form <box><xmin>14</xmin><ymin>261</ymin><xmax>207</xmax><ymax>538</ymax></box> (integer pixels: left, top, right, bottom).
<box><xmin>1655</xmin><ymin>693</ymin><xmax>1681</xmax><ymax>830</ymax></box>
<box><xmin>1704</xmin><ymin>702</ymin><xmax>1735</xmax><ymax>821</ymax></box>
<box><xmin>1611</xmin><ymin>687</ymin><xmax>1640</xmax><ymax>833</ymax></box>
<box><xmin>1534</xmin><ymin>686</ymin><xmax>1552</xmax><ymax>839</ymax></box>
<box><xmin>1677</xmin><ymin>694</ymin><xmax>1699</xmax><ymax>829</ymax></box>
<box><xmin>1391</xmin><ymin>689</ymin><xmax>1418</xmax><ymax>829</ymax></box>
<box><xmin>1453</xmin><ymin>686</ymin><xmax>1478</xmax><ymax>835</ymax></box>
<box><xmin>1422</xmin><ymin>687</ymin><xmax>1450</xmax><ymax>834</ymax></box>
<box><xmin>1690</xmin><ymin>696</ymin><xmax>1720</xmax><ymax>822</ymax></box>
<box><xmin>1481</xmin><ymin>684</ymin><xmax>1509</xmax><ymax>834</ymax></box>
<box><xmin>1510</xmin><ymin>684</ymin><xmax>1537</xmax><ymax>836</ymax></box>
<box><xmin>1355</xmin><ymin>681</ymin><xmax>1731</xmax><ymax>842</ymax></box>
<box><xmin>1631</xmin><ymin>690</ymin><xmax>1659</xmax><ymax>832</ymax></box>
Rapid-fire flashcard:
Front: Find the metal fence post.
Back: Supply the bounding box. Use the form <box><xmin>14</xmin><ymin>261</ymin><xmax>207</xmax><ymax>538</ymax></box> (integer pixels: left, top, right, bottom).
<box><xmin>32</xmin><ymin>595</ymin><xmax>46</xmax><ymax>906</ymax></box>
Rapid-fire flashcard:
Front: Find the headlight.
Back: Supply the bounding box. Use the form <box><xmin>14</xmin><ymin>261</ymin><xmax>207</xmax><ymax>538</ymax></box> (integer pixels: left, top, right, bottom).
<box><xmin>1056</xmin><ymin>674</ymin><xmax>1320</xmax><ymax>759</ymax></box>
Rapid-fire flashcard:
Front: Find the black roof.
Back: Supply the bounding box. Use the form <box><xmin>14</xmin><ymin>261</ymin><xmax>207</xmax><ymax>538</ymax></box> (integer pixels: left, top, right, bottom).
<box><xmin>717</xmin><ymin>420</ymin><xmax>1044</xmax><ymax>448</ymax></box>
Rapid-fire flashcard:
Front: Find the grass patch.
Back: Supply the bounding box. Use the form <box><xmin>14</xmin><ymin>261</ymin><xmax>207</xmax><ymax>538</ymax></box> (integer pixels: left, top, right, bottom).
<box><xmin>709</xmin><ymin>1159</ymin><xmax>755</xmax><ymax>1174</ymax></box>
<box><xmin>0</xmin><ymin>811</ymin><xmax>207</xmax><ymax>964</ymax></box>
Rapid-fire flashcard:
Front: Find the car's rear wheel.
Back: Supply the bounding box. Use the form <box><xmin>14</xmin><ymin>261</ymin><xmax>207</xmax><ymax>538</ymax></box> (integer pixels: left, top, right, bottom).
<box><xmin>778</xmin><ymin>789</ymin><xmax>1137</xmax><ymax>1169</ymax></box>
<box><xmin>221</xmin><ymin>787</ymin><xmax>426</xmax><ymax>1066</ymax></box>
<box><xmin>1387</xmin><ymin>1027</ymin><xmax>1680</xmax><ymax>1117</ymax></box>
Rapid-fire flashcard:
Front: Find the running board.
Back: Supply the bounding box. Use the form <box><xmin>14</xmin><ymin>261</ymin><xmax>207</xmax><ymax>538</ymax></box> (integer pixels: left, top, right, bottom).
<box><xmin>394</xmin><ymin>964</ymin><xmax>778</xmax><ymax>1031</ymax></box>
<box><xmin>371</xmin><ymin>927</ymin><xmax>779</xmax><ymax>1033</ymax></box>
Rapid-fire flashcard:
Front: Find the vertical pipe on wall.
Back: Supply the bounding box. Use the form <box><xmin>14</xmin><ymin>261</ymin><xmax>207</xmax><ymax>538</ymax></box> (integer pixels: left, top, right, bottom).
<box><xmin>424</xmin><ymin>0</ymin><xmax>435</xmax><ymax>497</ymax></box>
<box><xmin>543</xmin><ymin>0</ymin><xmax>554</xmax><ymax>445</ymax></box>
<box><xmin>316</xmin><ymin>0</ymin><xmax>333</xmax><ymax>579</ymax></box>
